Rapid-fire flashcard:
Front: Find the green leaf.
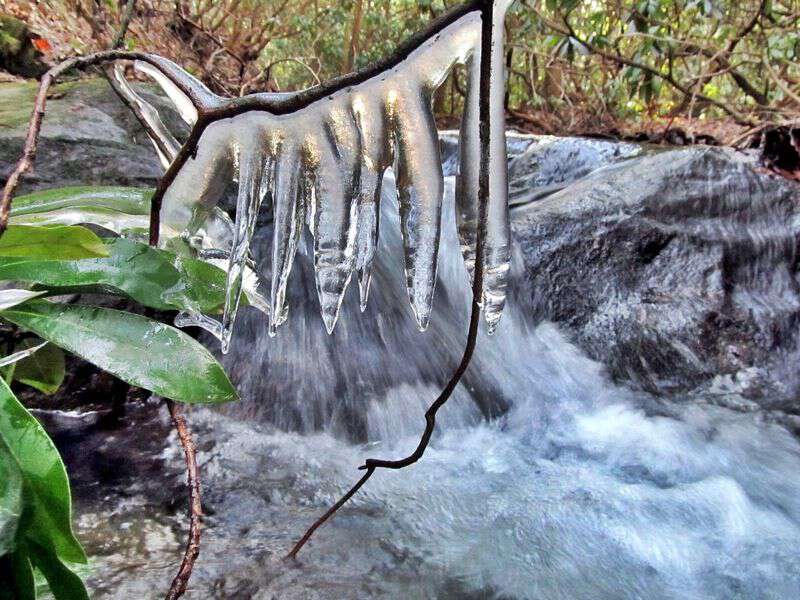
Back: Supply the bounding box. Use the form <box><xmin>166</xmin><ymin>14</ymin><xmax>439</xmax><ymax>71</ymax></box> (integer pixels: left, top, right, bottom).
<box><xmin>1</xmin><ymin>300</ymin><xmax>238</xmax><ymax>404</ymax></box>
<box><xmin>8</xmin><ymin>186</ymin><xmax>234</xmax><ymax>247</ymax></box>
<box><xmin>29</xmin><ymin>541</ymin><xmax>89</xmax><ymax>600</ymax></box>
<box><xmin>10</xmin><ymin>186</ymin><xmax>152</xmax><ymax>217</ymax></box>
<box><xmin>0</xmin><ymin>438</ymin><xmax>23</xmax><ymax>556</ymax></box>
<box><xmin>0</xmin><ymin>225</ymin><xmax>109</xmax><ymax>259</ymax></box>
<box><xmin>0</xmin><ymin>377</ymin><xmax>86</xmax><ymax>564</ymax></box>
<box><xmin>0</xmin><ymin>238</ymin><xmax>230</xmax><ymax>313</ymax></box>
<box><xmin>9</xmin><ymin>186</ymin><xmax>152</xmax><ymax>238</ymax></box>
<box><xmin>13</xmin><ymin>340</ymin><xmax>65</xmax><ymax>395</ymax></box>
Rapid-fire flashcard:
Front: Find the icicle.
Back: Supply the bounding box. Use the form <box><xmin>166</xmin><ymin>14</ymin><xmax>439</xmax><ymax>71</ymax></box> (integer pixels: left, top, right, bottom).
<box><xmin>110</xmin><ymin>65</ymin><xmax>180</xmax><ymax>168</ymax></box>
<box><xmin>455</xmin><ymin>52</ymin><xmax>481</xmax><ymax>283</ymax></box>
<box><xmin>175</xmin><ymin>310</ymin><xmax>223</xmax><ymax>341</ymax></box>
<box><xmin>480</xmin><ymin>0</ymin><xmax>513</xmax><ymax>334</ymax></box>
<box><xmin>134</xmin><ymin>58</ymin><xmax>220</xmax><ymax>125</ymax></box>
<box><xmin>393</xmin><ymin>88</ymin><xmax>444</xmax><ymax>332</ymax></box>
<box><xmin>309</xmin><ymin>110</ymin><xmax>361</xmax><ymax>334</ymax></box>
<box><xmin>220</xmin><ymin>141</ymin><xmax>266</xmax><ymax>353</ymax></box>
<box><xmin>137</xmin><ymin>3</ymin><xmax>514</xmax><ymax>346</ymax></box>
<box><xmin>352</xmin><ymin>95</ymin><xmax>392</xmax><ymax>311</ymax></box>
<box><xmin>159</xmin><ymin>121</ymin><xmax>233</xmax><ymax>245</ymax></box>
<box><xmin>269</xmin><ymin>138</ymin><xmax>303</xmax><ymax>336</ymax></box>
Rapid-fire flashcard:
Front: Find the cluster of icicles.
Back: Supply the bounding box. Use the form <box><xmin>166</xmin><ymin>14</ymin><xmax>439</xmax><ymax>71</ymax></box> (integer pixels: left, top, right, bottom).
<box><xmin>112</xmin><ymin>1</ymin><xmax>512</xmax><ymax>353</ymax></box>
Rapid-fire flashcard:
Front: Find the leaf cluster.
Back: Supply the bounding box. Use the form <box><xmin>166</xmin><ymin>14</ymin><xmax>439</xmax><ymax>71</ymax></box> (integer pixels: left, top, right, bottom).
<box><xmin>0</xmin><ymin>185</ymin><xmax>242</xmax><ymax>597</ymax></box>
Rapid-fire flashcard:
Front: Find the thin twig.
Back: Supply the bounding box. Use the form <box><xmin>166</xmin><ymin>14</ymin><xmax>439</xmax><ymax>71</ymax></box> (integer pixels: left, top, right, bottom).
<box><xmin>285</xmin><ymin>467</ymin><xmax>375</xmax><ymax>559</ymax></box>
<box><xmin>165</xmin><ymin>401</ymin><xmax>203</xmax><ymax>600</ymax></box>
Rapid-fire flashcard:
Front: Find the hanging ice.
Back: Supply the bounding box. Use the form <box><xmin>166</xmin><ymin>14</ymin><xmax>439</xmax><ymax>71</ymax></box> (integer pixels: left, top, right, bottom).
<box><xmin>117</xmin><ymin>0</ymin><xmax>513</xmax><ymax>352</ymax></box>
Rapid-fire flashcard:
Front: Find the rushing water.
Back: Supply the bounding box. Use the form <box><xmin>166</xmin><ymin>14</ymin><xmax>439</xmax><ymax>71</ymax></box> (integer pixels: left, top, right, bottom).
<box><xmin>57</xmin><ymin>137</ymin><xmax>800</xmax><ymax>599</ymax></box>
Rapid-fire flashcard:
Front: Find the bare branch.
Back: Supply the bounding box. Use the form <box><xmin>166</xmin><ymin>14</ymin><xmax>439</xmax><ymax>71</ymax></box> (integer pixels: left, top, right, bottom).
<box><xmin>165</xmin><ymin>401</ymin><xmax>203</xmax><ymax>600</ymax></box>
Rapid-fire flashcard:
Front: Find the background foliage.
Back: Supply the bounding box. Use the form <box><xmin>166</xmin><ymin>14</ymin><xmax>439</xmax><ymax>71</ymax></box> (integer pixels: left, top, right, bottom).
<box><xmin>4</xmin><ymin>0</ymin><xmax>798</xmax><ymax>142</ymax></box>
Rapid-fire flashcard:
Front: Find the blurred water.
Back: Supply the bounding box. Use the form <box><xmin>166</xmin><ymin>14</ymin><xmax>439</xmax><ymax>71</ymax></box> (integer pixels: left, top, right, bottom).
<box><xmin>129</xmin><ymin>317</ymin><xmax>800</xmax><ymax>599</ymax></box>
<box><xmin>71</xmin><ymin>138</ymin><xmax>800</xmax><ymax>598</ymax></box>
<box><xmin>179</xmin><ymin>153</ymin><xmax>800</xmax><ymax>599</ymax></box>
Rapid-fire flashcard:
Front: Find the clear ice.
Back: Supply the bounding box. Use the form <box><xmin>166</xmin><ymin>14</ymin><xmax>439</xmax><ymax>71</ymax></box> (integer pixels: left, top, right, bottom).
<box><xmin>125</xmin><ymin>1</ymin><xmax>513</xmax><ymax>352</ymax></box>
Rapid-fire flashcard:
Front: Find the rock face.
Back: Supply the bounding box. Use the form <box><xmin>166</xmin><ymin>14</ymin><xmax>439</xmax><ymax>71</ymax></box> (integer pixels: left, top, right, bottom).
<box><xmin>509</xmin><ymin>140</ymin><xmax>800</xmax><ymax>412</ymax></box>
<box><xmin>2</xmin><ymin>80</ymin><xmax>799</xmax><ymax>416</ymax></box>
<box><xmin>0</xmin><ymin>78</ymin><xmax>184</xmax><ymax>192</ymax></box>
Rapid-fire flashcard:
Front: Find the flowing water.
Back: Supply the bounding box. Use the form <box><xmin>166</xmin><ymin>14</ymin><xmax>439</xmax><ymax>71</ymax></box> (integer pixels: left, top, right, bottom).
<box><xmin>54</xmin><ymin>139</ymin><xmax>800</xmax><ymax>599</ymax></box>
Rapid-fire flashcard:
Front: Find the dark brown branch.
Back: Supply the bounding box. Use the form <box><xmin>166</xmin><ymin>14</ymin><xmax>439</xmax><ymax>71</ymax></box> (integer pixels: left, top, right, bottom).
<box><xmin>285</xmin><ymin>0</ymin><xmax>497</xmax><ymax>557</ymax></box>
<box><xmin>165</xmin><ymin>400</ymin><xmax>203</xmax><ymax>600</ymax></box>
<box><xmin>285</xmin><ymin>467</ymin><xmax>375</xmax><ymax>560</ymax></box>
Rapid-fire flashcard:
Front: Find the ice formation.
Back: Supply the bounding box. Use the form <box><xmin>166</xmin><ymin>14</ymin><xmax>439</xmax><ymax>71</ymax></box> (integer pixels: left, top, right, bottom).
<box><xmin>113</xmin><ymin>1</ymin><xmax>512</xmax><ymax>353</ymax></box>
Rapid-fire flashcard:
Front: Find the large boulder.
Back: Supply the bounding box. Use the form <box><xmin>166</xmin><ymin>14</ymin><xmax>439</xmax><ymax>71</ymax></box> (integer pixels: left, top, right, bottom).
<box><xmin>0</xmin><ymin>78</ymin><xmax>184</xmax><ymax>192</ymax></box>
<box><xmin>511</xmin><ymin>141</ymin><xmax>800</xmax><ymax>411</ymax></box>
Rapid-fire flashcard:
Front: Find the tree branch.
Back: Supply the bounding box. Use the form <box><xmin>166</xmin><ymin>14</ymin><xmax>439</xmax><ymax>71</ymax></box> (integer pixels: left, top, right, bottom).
<box><xmin>165</xmin><ymin>401</ymin><xmax>203</xmax><ymax>600</ymax></box>
<box><xmin>285</xmin><ymin>0</ymin><xmax>497</xmax><ymax>557</ymax></box>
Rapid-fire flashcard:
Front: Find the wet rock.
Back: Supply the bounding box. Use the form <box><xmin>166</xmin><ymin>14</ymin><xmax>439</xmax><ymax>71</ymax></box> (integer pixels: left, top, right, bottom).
<box><xmin>1</xmin><ymin>80</ymin><xmax>798</xmax><ymax>416</ymax></box>
<box><xmin>511</xmin><ymin>144</ymin><xmax>800</xmax><ymax>411</ymax></box>
<box><xmin>0</xmin><ymin>78</ymin><xmax>186</xmax><ymax>193</ymax></box>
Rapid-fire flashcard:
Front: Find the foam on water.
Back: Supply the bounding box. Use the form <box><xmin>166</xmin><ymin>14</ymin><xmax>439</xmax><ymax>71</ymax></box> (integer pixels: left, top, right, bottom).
<box><xmin>256</xmin><ymin>320</ymin><xmax>800</xmax><ymax>599</ymax></box>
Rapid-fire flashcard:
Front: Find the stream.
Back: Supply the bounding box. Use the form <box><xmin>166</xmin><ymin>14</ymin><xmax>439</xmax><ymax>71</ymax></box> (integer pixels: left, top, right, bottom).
<box><xmin>40</xmin><ymin>146</ymin><xmax>800</xmax><ymax>599</ymax></box>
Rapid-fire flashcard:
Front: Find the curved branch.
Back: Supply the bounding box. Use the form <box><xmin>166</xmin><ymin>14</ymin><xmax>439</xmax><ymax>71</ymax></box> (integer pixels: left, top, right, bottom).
<box><xmin>285</xmin><ymin>0</ymin><xmax>499</xmax><ymax>558</ymax></box>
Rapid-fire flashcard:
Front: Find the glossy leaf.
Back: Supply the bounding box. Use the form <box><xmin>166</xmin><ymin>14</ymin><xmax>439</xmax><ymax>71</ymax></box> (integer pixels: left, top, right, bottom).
<box><xmin>0</xmin><ymin>225</ymin><xmax>108</xmax><ymax>259</ymax></box>
<box><xmin>0</xmin><ymin>542</ymin><xmax>36</xmax><ymax>600</ymax></box>
<box><xmin>0</xmin><ymin>438</ymin><xmax>23</xmax><ymax>556</ymax></box>
<box><xmin>13</xmin><ymin>340</ymin><xmax>65</xmax><ymax>395</ymax></box>
<box><xmin>0</xmin><ymin>341</ymin><xmax>48</xmax><ymax>370</ymax></box>
<box><xmin>0</xmin><ymin>238</ymin><xmax>230</xmax><ymax>313</ymax></box>
<box><xmin>29</xmin><ymin>541</ymin><xmax>89</xmax><ymax>600</ymax></box>
<box><xmin>9</xmin><ymin>186</ymin><xmax>152</xmax><ymax>237</ymax></box>
<box><xmin>10</xmin><ymin>186</ymin><xmax>152</xmax><ymax>217</ymax></box>
<box><xmin>0</xmin><ymin>300</ymin><xmax>238</xmax><ymax>404</ymax></box>
<box><xmin>0</xmin><ymin>548</ymin><xmax>36</xmax><ymax>600</ymax></box>
<box><xmin>0</xmin><ymin>377</ymin><xmax>86</xmax><ymax>563</ymax></box>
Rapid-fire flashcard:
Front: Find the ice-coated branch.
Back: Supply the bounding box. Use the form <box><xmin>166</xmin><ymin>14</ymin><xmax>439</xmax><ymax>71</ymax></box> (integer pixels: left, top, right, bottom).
<box><xmin>286</xmin><ymin>0</ymin><xmax>512</xmax><ymax>558</ymax></box>
<box><xmin>142</xmin><ymin>0</ymin><xmax>511</xmax><ymax>350</ymax></box>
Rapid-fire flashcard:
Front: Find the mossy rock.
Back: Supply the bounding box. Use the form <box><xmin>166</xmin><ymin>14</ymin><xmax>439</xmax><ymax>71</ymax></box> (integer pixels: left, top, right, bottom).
<box><xmin>0</xmin><ymin>13</ymin><xmax>47</xmax><ymax>78</ymax></box>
